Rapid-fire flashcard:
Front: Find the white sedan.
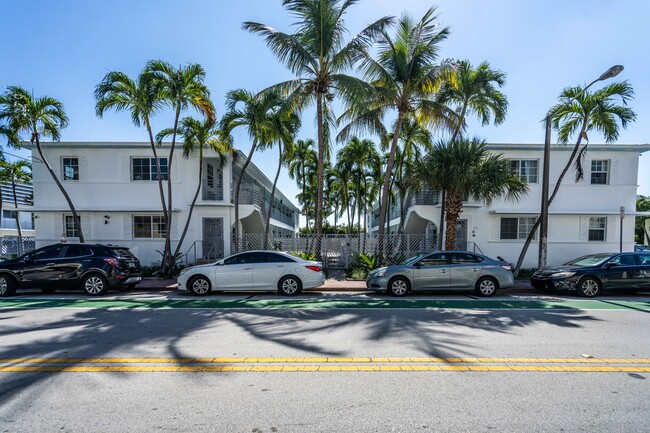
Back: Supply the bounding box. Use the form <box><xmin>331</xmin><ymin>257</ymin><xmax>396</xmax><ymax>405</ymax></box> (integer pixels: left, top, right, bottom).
<box><xmin>177</xmin><ymin>250</ymin><xmax>325</xmax><ymax>296</ymax></box>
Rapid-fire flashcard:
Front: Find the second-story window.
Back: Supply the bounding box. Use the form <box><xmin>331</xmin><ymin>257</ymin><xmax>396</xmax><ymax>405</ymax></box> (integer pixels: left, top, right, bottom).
<box><xmin>591</xmin><ymin>160</ymin><xmax>609</xmax><ymax>185</ymax></box>
<box><xmin>510</xmin><ymin>160</ymin><xmax>538</xmax><ymax>183</ymax></box>
<box><xmin>62</xmin><ymin>157</ymin><xmax>79</xmax><ymax>181</ymax></box>
<box><xmin>132</xmin><ymin>158</ymin><xmax>168</xmax><ymax>181</ymax></box>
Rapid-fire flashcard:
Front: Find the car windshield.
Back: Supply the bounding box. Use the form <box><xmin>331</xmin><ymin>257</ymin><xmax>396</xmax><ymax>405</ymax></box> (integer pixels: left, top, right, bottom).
<box><xmin>402</xmin><ymin>255</ymin><xmax>425</xmax><ymax>266</ymax></box>
<box><xmin>563</xmin><ymin>254</ymin><xmax>613</xmax><ymax>267</ymax></box>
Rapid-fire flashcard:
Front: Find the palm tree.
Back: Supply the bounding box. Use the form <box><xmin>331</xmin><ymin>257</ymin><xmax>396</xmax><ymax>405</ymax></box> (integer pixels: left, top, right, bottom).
<box><xmin>95</xmin><ymin>69</ymin><xmax>169</xmax><ymax>243</ymax></box>
<box><xmin>0</xmin><ymin>86</ymin><xmax>83</xmax><ymax>242</ymax></box>
<box><xmin>243</xmin><ymin>0</ymin><xmax>392</xmax><ymax>237</ymax></box>
<box><xmin>435</xmin><ymin>60</ymin><xmax>508</xmax><ymax>247</ymax></box>
<box><xmin>286</xmin><ymin>139</ymin><xmax>317</xmax><ymax>231</ymax></box>
<box><xmin>384</xmin><ymin>119</ymin><xmax>432</xmax><ymax>234</ymax></box>
<box><xmin>339</xmin><ymin>7</ymin><xmax>457</xmax><ymax>239</ymax></box>
<box><xmin>221</xmin><ymin>89</ymin><xmax>284</xmax><ymax>252</ymax></box>
<box><xmin>0</xmin><ymin>160</ymin><xmax>31</xmax><ymax>254</ymax></box>
<box><xmin>146</xmin><ymin>60</ymin><xmax>214</xmax><ymax>273</ymax></box>
<box><xmin>157</xmin><ymin>117</ymin><xmax>233</xmax><ymax>263</ymax></box>
<box><xmin>263</xmin><ymin>106</ymin><xmax>301</xmax><ymax>246</ymax></box>
<box><xmin>410</xmin><ymin>138</ymin><xmax>528</xmax><ymax>250</ymax></box>
<box><xmin>337</xmin><ymin>137</ymin><xmax>378</xmax><ymax>235</ymax></box>
<box><xmin>513</xmin><ymin>81</ymin><xmax>636</xmax><ymax>272</ymax></box>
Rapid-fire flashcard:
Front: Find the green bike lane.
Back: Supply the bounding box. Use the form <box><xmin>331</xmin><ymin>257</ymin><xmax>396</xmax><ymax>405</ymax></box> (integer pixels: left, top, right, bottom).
<box><xmin>0</xmin><ymin>296</ymin><xmax>649</xmax><ymax>310</ymax></box>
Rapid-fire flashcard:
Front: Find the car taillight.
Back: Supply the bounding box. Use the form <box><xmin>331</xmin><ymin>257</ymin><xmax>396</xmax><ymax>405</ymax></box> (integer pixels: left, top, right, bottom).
<box><xmin>501</xmin><ymin>264</ymin><xmax>512</xmax><ymax>272</ymax></box>
<box><xmin>305</xmin><ymin>265</ymin><xmax>322</xmax><ymax>272</ymax></box>
<box><xmin>104</xmin><ymin>258</ymin><xmax>119</xmax><ymax>267</ymax></box>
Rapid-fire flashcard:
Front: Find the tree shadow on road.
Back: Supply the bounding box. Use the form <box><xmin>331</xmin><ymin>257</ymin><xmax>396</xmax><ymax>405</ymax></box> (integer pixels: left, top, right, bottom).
<box><xmin>0</xmin><ymin>298</ymin><xmax>602</xmax><ymax>410</ymax></box>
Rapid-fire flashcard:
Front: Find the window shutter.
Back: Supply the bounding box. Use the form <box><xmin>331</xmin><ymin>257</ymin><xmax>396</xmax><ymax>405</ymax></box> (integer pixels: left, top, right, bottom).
<box><xmin>123</xmin><ymin>215</ymin><xmax>133</xmax><ymax>239</ymax></box>
<box><xmin>81</xmin><ymin>216</ymin><xmax>91</xmax><ymax>238</ymax></box>
<box><xmin>57</xmin><ymin>214</ymin><xmax>65</xmax><ymax>237</ymax></box>
<box><xmin>493</xmin><ymin>218</ymin><xmax>501</xmax><ymax>240</ymax></box>
<box><xmin>579</xmin><ymin>217</ymin><xmax>589</xmax><ymax>241</ymax></box>
<box><xmin>170</xmin><ymin>215</ymin><xmax>178</xmax><ymax>240</ymax></box>
<box><xmin>609</xmin><ymin>160</ymin><xmax>617</xmax><ymax>185</ymax></box>
<box><xmin>607</xmin><ymin>216</ymin><xmax>616</xmax><ymax>242</ymax></box>
<box><xmin>79</xmin><ymin>157</ymin><xmax>88</xmax><ymax>181</ymax></box>
<box><xmin>122</xmin><ymin>157</ymin><xmax>131</xmax><ymax>181</ymax></box>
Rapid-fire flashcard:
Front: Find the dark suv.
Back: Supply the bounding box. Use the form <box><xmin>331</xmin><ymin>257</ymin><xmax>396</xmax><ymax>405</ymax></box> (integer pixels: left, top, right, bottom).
<box><xmin>0</xmin><ymin>243</ymin><xmax>142</xmax><ymax>296</ymax></box>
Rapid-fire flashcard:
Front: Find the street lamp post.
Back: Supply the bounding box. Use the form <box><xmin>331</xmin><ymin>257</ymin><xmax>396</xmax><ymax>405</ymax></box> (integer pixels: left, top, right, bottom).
<box><xmin>538</xmin><ymin>65</ymin><xmax>624</xmax><ymax>270</ymax></box>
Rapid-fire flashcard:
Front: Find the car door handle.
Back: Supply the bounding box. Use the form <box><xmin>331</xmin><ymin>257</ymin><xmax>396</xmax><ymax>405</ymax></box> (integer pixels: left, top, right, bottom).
<box><xmin>46</xmin><ymin>263</ymin><xmax>55</xmax><ymax>266</ymax></box>
<box><xmin>275</xmin><ymin>265</ymin><xmax>284</xmax><ymax>268</ymax></box>
<box><xmin>242</xmin><ymin>267</ymin><xmax>252</xmax><ymax>270</ymax></box>
<box><xmin>440</xmin><ymin>269</ymin><xmax>447</xmax><ymax>273</ymax></box>
<box><xmin>473</xmin><ymin>268</ymin><xmax>480</xmax><ymax>272</ymax></box>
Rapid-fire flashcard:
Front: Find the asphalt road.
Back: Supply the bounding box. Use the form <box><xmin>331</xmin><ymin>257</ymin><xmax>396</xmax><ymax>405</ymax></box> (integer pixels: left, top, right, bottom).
<box><xmin>1</xmin><ymin>291</ymin><xmax>649</xmax><ymax>432</ymax></box>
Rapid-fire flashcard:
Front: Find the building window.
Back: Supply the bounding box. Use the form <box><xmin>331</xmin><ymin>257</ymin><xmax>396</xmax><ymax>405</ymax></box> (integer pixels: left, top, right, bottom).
<box><xmin>588</xmin><ymin>217</ymin><xmax>607</xmax><ymax>241</ymax></box>
<box><xmin>133</xmin><ymin>215</ymin><xmax>167</xmax><ymax>238</ymax></box>
<box><xmin>591</xmin><ymin>160</ymin><xmax>609</xmax><ymax>185</ymax></box>
<box><xmin>510</xmin><ymin>160</ymin><xmax>538</xmax><ymax>183</ymax></box>
<box><xmin>64</xmin><ymin>215</ymin><xmax>81</xmax><ymax>238</ymax></box>
<box><xmin>132</xmin><ymin>158</ymin><xmax>168</xmax><ymax>181</ymax></box>
<box><xmin>3</xmin><ymin>210</ymin><xmax>17</xmax><ymax>219</ymax></box>
<box><xmin>62</xmin><ymin>157</ymin><xmax>79</xmax><ymax>181</ymax></box>
<box><xmin>500</xmin><ymin>217</ymin><xmax>537</xmax><ymax>240</ymax></box>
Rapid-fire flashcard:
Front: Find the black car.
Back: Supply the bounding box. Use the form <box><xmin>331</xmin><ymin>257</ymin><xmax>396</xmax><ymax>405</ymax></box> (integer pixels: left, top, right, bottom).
<box><xmin>531</xmin><ymin>252</ymin><xmax>650</xmax><ymax>297</ymax></box>
<box><xmin>0</xmin><ymin>243</ymin><xmax>142</xmax><ymax>296</ymax></box>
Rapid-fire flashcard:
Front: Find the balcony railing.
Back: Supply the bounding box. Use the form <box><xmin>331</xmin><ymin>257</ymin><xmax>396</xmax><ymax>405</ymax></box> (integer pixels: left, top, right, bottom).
<box><xmin>201</xmin><ymin>180</ymin><xmax>224</xmax><ymax>201</ymax></box>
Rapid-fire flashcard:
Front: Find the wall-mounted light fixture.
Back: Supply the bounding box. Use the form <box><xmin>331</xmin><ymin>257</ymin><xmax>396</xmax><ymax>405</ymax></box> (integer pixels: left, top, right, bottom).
<box><xmin>104</xmin><ymin>215</ymin><xmax>110</xmax><ymax>225</ymax></box>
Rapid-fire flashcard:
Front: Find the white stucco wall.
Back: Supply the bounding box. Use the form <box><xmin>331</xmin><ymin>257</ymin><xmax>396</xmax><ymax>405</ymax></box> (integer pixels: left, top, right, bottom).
<box><xmin>392</xmin><ymin>143</ymin><xmax>649</xmax><ymax>269</ymax></box>
<box><xmin>30</xmin><ymin>142</ymin><xmax>298</xmax><ymax>266</ymax></box>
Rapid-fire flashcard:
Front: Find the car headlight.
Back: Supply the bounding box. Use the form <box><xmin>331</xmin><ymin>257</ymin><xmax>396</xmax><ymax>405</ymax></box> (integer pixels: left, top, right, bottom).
<box><xmin>550</xmin><ymin>271</ymin><xmax>575</xmax><ymax>279</ymax></box>
<box><xmin>178</xmin><ymin>267</ymin><xmax>191</xmax><ymax>277</ymax></box>
<box><xmin>374</xmin><ymin>268</ymin><xmax>388</xmax><ymax>278</ymax></box>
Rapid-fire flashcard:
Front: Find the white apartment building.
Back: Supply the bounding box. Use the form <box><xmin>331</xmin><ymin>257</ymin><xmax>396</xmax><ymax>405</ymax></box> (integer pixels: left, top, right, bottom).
<box><xmin>370</xmin><ymin>143</ymin><xmax>650</xmax><ymax>269</ymax></box>
<box><xmin>30</xmin><ymin>142</ymin><xmax>300</xmax><ymax>266</ymax></box>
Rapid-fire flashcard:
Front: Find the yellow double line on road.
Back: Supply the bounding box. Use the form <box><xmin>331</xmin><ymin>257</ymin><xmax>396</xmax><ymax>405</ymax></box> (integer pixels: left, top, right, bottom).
<box><xmin>1</xmin><ymin>357</ymin><xmax>650</xmax><ymax>373</ymax></box>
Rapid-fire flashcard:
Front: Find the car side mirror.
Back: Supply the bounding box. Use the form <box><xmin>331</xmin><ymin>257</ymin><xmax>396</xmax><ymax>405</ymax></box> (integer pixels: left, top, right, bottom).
<box><xmin>215</xmin><ymin>260</ymin><xmax>224</xmax><ymax>266</ymax></box>
<box><xmin>413</xmin><ymin>261</ymin><xmax>424</xmax><ymax>268</ymax></box>
<box><xmin>604</xmin><ymin>262</ymin><xmax>618</xmax><ymax>269</ymax></box>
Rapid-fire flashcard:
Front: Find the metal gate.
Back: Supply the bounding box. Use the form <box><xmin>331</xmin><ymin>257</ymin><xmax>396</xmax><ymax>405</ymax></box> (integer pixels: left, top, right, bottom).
<box><xmin>202</xmin><ymin>218</ymin><xmax>224</xmax><ymax>261</ymax></box>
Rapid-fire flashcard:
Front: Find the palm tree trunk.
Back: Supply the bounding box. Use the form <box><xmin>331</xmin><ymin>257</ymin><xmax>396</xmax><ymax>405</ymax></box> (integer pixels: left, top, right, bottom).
<box><xmin>145</xmin><ymin>116</ymin><xmax>168</xmax><ymax>230</ymax></box>
<box><xmin>162</xmin><ymin>107</ymin><xmax>181</xmax><ymax>275</ymax></box>
<box><xmin>34</xmin><ymin>135</ymin><xmax>84</xmax><ymax>243</ymax></box>
<box><xmin>438</xmin><ymin>189</ymin><xmax>445</xmax><ymax>250</ymax></box>
<box><xmin>439</xmin><ymin>104</ymin><xmax>467</xmax><ymax>251</ymax></box>
<box><xmin>171</xmin><ymin>150</ymin><xmax>204</xmax><ymax>261</ymax></box>
<box><xmin>315</xmin><ymin>93</ymin><xmax>325</xmax><ymax>258</ymax></box>
<box><xmin>513</xmin><ymin>120</ymin><xmax>588</xmax><ymax>274</ymax></box>
<box><xmin>264</xmin><ymin>142</ymin><xmax>283</xmax><ymax>248</ymax></box>
<box><xmin>234</xmin><ymin>143</ymin><xmax>258</xmax><ymax>253</ymax></box>
<box><xmin>444</xmin><ymin>193</ymin><xmax>463</xmax><ymax>250</ymax></box>
<box><xmin>378</xmin><ymin>111</ymin><xmax>406</xmax><ymax>247</ymax></box>
<box><xmin>11</xmin><ymin>179</ymin><xmax>22</xmax><ymax>255</ymax></box>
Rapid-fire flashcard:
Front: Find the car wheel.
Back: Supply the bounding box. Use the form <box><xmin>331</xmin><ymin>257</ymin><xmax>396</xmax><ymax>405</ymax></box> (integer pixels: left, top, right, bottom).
<box><xmin>475</xmin><ymin>276</ymin><xmax>498</xmax><ymax>297</ymax></box>
<box><xmin>188</xmin><ymin>276</ymin><xmax>211</xmax><ymax>296</ymax></box>
<box><xmin>387</xmin><ymin>276</ymin><xmax>410</xmax><ymax>297</ymax></box>
<box><xmin>278</xmin><ymin>275</ymin><xmax>302</xmax><ymax>296</ymax></box>
<box><xmin>0</xmin><ymin>275</ymin><xmax>16</xmax><ymax>297</ymax></box>
<box><xmin>82</xmin><ymin>274</ymin><xmax>109</xmax><ymax>296</ymax></box>
<box><xmin>578</xmin><ymin>277</ymin><xmax>601</xmax><ymax>297</ymax></box>
<box><xmin>41</xmin><ymin>287</ymin><xmax>56</xmax><ymax>294</ymax></box>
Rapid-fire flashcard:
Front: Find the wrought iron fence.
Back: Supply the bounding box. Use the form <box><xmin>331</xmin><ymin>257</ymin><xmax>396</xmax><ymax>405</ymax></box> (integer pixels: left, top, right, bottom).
<box><xmin>1</xmin><ymin>236</ymin><xmax>35</xmax><ymax>259</ymax></box>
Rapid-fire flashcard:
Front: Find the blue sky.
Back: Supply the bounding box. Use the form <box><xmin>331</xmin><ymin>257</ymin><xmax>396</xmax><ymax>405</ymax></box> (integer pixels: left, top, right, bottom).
<box><xmin>1</xmin><ymin>0</ymin><xmax>649</xmax><ymax>208</ymax></box>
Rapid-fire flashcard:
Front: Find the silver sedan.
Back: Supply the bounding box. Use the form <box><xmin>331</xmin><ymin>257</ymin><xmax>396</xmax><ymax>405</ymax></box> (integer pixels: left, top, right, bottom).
<box><xmin>177</xmin><ymin>251</ymin><xmax>325</xmax><ymax>296</ymax></box>
<box><xmin>366</xmin><ymin>251</ymin><xmax>514</xmax><ymax>297</ymax></box>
